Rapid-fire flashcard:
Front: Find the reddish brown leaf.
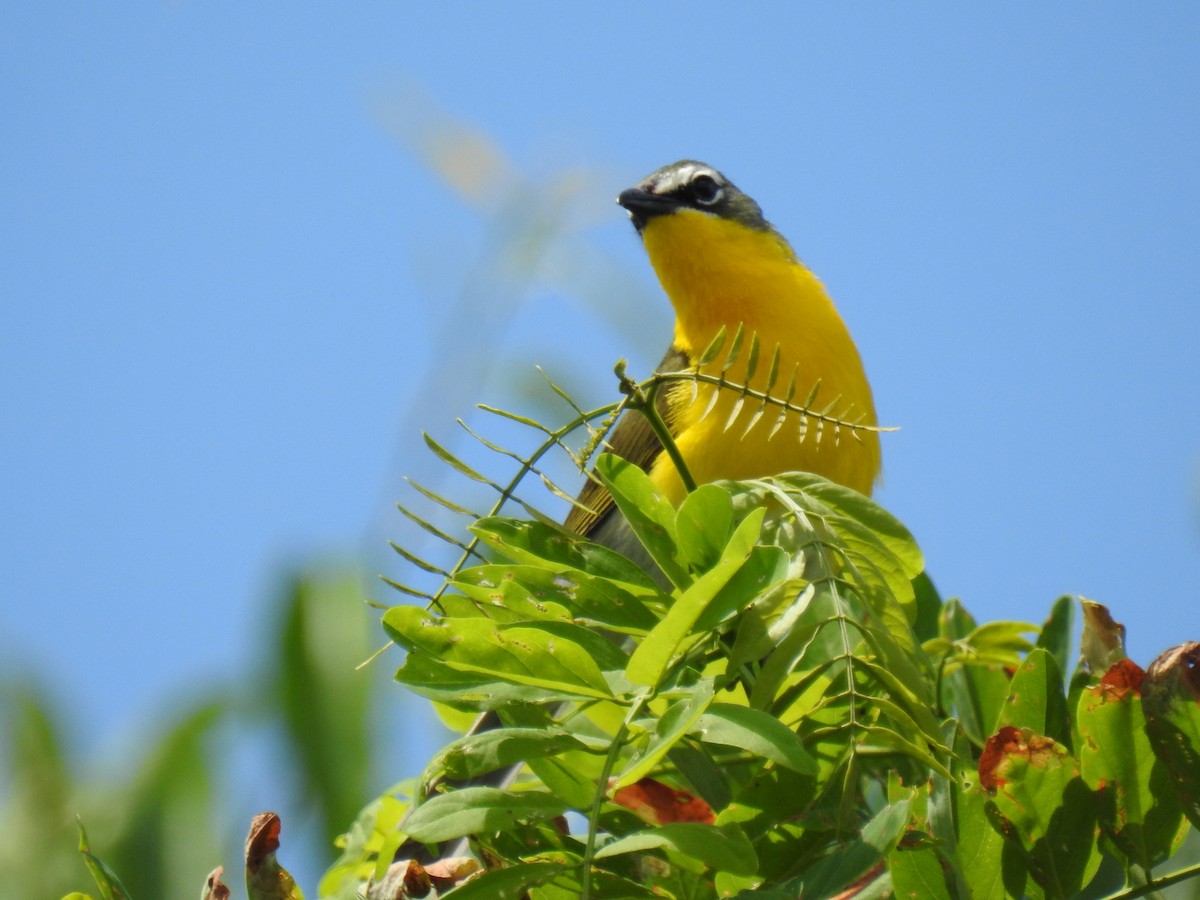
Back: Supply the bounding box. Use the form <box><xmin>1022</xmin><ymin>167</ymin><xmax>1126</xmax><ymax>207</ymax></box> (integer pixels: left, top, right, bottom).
<box><xmin>978</xmin><ymin>726</ymin><xmax>1022</xmax><ymax>792</ymax></box>
<box><xmin>202</xmin><ymin>867</ymin><xmax>230</xmax><ymax>900</ymax></box>
<box><xmin>1096</xmin><ymin>657</ymin><xmax>1146</xmax><ymax>701</ymax></box>
<box><xmin>426</xmin><ymin>856</ymin><xmax>481</xmax><ymax>892</ymax></box>
<box><xmin>244</xmin><ymin>812</ymin><xmax>282</xmax><ymax>873</ymax></box>
<box><xmin>979</xmin><ymin>726</ymin><xmax>1062</xmax><ymax>793</ymax></box>
<box><xmin>244</xmin><ymin>812</ymin><xmax>302</xmax><ymax>900</ymax></box>
<box><xmin>611</xmin><ymin>777</ymin><xmax>715</xmax><ymax>825</ymax></box>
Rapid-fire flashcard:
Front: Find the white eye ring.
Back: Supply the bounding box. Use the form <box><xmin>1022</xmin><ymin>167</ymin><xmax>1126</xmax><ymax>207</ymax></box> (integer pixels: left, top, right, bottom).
<box><xmin>690</xmin><ymin>173</ymin><xmax>724</xmax><ymax>206</ymax></box>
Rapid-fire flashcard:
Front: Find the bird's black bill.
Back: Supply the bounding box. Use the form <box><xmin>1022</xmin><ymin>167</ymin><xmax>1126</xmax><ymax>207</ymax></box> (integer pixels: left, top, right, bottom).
<box><xmin>617</xmin><ymin>187</ymin><xmax>681</xmax><ymax>232</ymax></box>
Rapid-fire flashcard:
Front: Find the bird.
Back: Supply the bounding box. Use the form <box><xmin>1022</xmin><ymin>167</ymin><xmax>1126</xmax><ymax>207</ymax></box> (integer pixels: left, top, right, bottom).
<box><xmin>570</xmin><ymin>159</ymin><xmax>880</xmax><ymax>563</ymax></box>
<box><xmin>411</xmin><ymin>159</ymin><xmax>881</xmax><ymax>859</ymax></box>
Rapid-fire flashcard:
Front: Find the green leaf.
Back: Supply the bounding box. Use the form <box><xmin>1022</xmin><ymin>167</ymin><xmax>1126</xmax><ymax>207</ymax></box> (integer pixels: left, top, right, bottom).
<box><xmin>429</xmin><ymin>727</ymin><xmax>592</xmax><ymax>781</ymax></box>
<box><xmin>1035</xmin><ymin>594</ymin><xmax>1074</xmax><ymax>678</ymax></box>
<box><xmin>956</xmin><ymin>782</ymin><xmax>1013</xmax><ymax>900</ymax></box>
<box><xmin>967</xmin><ymin>620</ymin><xmax>1036</xmax><ymax>662</ymax></box>
<box><xmin>773</xmin><ymin>472</ymin><xmax>925</xmax><ymax>580</ymax></box>
<box><xmin>692</xmin><ymin>544</ymin><xmax>789</xmax><ymax>635</ymax></box>
<box><xmin>857</xmin><ymin>724</ymin><xmax>952</xmax><ymax>780</ymax></box>
<box><xmin>393</xmin><ymin>653</ymin><xmax>578</xmax><ymax>709</ymax></box>
<box><xmin>925</xmin><ymin>721</ymin><xmax>970</xmax><ymax>900</ymax></box>
<box><xmin>402</xmin><ymin>787</ymin><xmax>567</xmax><ymax>843</ymax></box>
<box><xmin>320</xmin><ymin>790</ymin><xmax>409</xmax><ymax>895</ymax></box>
<box><xmin>667</xmin><ymin>742</ymin><xmax>733</xmax><ymax>811</ymax></box>
<box><xmin>617</xmin><ymin>680</ymin><xmax>714</xmax><ymax>787</ymax></box>
<box><xmin>434</xmin><ymin>862</ymin><xmax>566</xmax><ymax>899</ymax></box>
<box><xmin>383</xmin><ymin>606</ymin><xmax>613</xmax><ymax>699</ymax></box>
<box><xmin>453</xmin><ymin>564</ymin><xmax>659</xmax><ymax>633</ymax></box>
<box><xmin>470</xmin><ymin>516</ymin><xmax>659</xmax><ymax>591</ymax></box>
<box><xmin>75</xmin><ymin>821</ymin><xmax>130</xmax><ymax>900</ymax></box>
<box><xmin>980</xmin><ymin>727</ymin><xmax>1100</xmax><ymax>897</ymax></box>
<box><xmin>594</xmin><ymin>823</ymin><xmax>758</xmax><ymax>877</ymax></box>
<box><xmin>675</xmin><ymin>484</ymin><xmax>734</xmax><ymax>572</ymax></box>
<box><xmin>1077</xmin><ymin>659</ymin><xmax>1184</xmax><ymax>869</ymax></box>
<box><xmin>596</xmin><ymin>453</ymin><xmax>689</xmax><ymax>587</ymax></box>
<box><xmin>693</xmin><ymin>703</ymin><xmax>817</xmax><ymax>775</ymax></box>
<box><xmin>1142</xmin><ymin>642</ymin><xmax>1200</xmax><ymax>832</ymax></box>
<box><xmin>910</xmin><ymin>571</ymin><xmax>944</xmax><ymax>644</ymax></box>
<box><xmin>783</xmin><ymin>798</ymin><xmax>911</xmax><ymax>899</ymax></box>
<box><xmin>937</xmin><ymin>648</ymin><xmax>1011</xmax><ymax>749</ymax></box>
<box><xmin>995</xmin><ymin>647</ymin><xmax>1071</xmax><ymax>750</ymax></box>
<box><xmin>889</xmin><ymin>840</ymin><xmax>952</xmax><ymax>900</ymax></box>
<box><xmin>436</xmin><ymin>864</ymin><xmax>566</xmax><ymax>897</ymax></box>
<box><xmin>745</xmin><ymin>583</ymin><xmax>827</xmax><ymax>710</ymax></box>
<box><xmin>625</xmin><ymin>508</ymin><xmax>765</xmax><ymax>688</ymax></box>
<box><xmin>448</xmin><ymin>572</ymin><xmax>575</xmax><ymax>624</ymax></box>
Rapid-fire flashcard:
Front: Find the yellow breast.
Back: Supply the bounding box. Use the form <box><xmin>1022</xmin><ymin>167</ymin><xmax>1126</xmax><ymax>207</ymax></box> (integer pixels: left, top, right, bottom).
<box><xmin>640</xmin><ymin>209</ymin><xmax>881</xmax><ymax>504</ymax></box>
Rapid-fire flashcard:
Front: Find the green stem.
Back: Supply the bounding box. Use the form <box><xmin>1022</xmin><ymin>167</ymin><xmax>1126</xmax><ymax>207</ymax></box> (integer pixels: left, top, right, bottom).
<box><xmin>644</xmin><ymin>402</ymin><xmax>696</xmax><ymax>493</ymax></box>
<box><xmin>618</xmin><ymin>367</ymin><xmax>696</xmax><ymax>494</ymax></box>
<box><xmin>580</xmin><ymin>693</ymin><xmax>649</xmax><ymax>900</ymax></box>
<box><xmin>1097</xmin><ymin>861</ymin><xmax>1200</xmax><ymax>900</ymax></box>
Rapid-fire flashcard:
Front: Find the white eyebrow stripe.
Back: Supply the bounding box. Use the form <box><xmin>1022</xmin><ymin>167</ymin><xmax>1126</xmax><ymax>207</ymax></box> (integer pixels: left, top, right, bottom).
<box><xmin>650</xmin><ymin>163</ymin><xmax>721</xmax><ymax>194</ymax></box>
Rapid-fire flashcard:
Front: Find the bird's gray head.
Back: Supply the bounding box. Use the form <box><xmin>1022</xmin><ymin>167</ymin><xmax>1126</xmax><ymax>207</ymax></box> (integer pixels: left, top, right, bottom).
<box><xmin>616</xmin><ymin>160</ymin><xmax>769</xmax><ymax>234</ymax></box>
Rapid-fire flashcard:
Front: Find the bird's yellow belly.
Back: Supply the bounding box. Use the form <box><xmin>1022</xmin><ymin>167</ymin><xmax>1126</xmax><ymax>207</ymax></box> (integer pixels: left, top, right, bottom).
<box><xmin>648</xmin><ymin>366</ymin><xmax>878</xmax><ymax>507</ymax></box>
<box><xmin>638</xmin><ymin>206</ymin><xmax>881</xmax><ymax>505</ymax></box>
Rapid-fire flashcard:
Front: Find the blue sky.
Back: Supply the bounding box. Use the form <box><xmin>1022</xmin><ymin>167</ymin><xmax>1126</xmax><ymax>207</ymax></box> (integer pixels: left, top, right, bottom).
<box><xmin>4</xmin><ymin>0</ymin><xmax>1199</xmax><ymax>877</ymax></box>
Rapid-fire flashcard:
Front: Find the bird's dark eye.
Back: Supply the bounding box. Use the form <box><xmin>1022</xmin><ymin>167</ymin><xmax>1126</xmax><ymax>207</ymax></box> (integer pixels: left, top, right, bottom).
<box><xmin>690</xmin><ymin>174</ymin><xmax>723</xmax><ymax>206</ymax></box>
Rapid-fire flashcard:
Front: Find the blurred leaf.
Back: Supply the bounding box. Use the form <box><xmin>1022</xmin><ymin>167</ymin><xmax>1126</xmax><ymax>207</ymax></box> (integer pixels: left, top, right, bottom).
<box><xmin>965</xmin><ymin>621</ymin><xmax>1036</xmax><ymax>662</ymax></box>
<box><xmin>102</xmin><ymin>699</ymin><xmax>225</xmax><ymax>900</ymax></box>
<box><xmin>0</xmin><ymin>680</ymin><xmax>80</xmax><ymax>897</ymax></box>
<box><xmin>276</xmin><ymin>568</ymin><xmax>374</xmax><ymax>845</ymax></box>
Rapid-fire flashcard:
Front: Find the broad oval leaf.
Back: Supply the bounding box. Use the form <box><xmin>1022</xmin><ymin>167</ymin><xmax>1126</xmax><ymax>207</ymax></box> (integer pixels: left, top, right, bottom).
<box><xmin>692</xmin><ymin>703</ymin><xmax>817</xmax><ymax>775</ymax></box>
